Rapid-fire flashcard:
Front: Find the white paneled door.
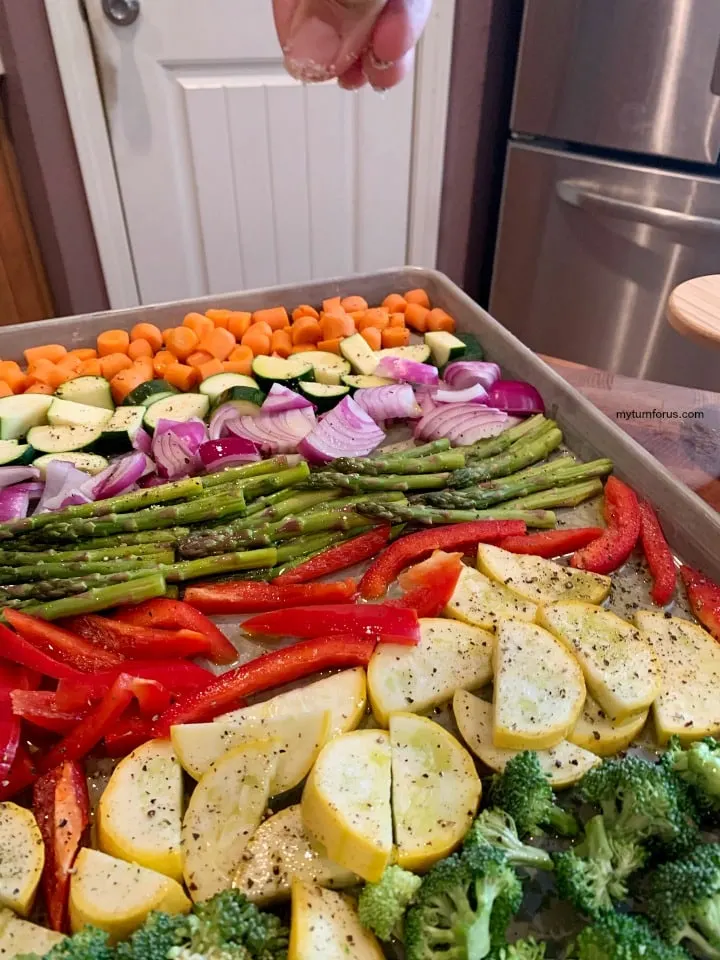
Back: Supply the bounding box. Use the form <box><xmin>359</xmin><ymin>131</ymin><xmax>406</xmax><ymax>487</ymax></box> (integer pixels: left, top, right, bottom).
<box><xmin>83</xmin><ymin>0</ymin><xmax>415</xmax><ymax>305</ymax></box>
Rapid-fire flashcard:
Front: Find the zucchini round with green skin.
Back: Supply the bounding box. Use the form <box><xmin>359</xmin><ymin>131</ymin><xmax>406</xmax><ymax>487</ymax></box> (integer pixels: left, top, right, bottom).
<box><xmin>375</xmin><ymin>344</ymin><xmax>431</xmax><ymax>364</ymax></box>
<box><xmin>293</xmin><ymin>351</ymin><xmax>351</xmax><ymax>386</ymax></box>
<box><xmin>251</xmin><ymin>356</ymin><xmax>315</xmax><ymax>391</ymax></box>
<box><xmin>94</xmin><ymin>407</ymin><xmax>145</xmax><ymax>455</ymax></box>
<box><xmin>0</xmin><ymin>441</ymin><xmax>35</xmax><ymax>466</ymax></box>
<box><xmin>142</xmin><ymin>394</ymin><xmax>210</xmax><ymax>432</ymax></box>
<box><xmin>47</xmin><ymin>399</ymin><xmax>113</xmax><ymax>430</ymax></box>
<box><xmin>33</xmin><ymin>451</ymin><xmax>109</xmax><ymax>477</ymax></box>
<box><xmin>339</xmin><ymin>334</ymin><xmax>378</xmax><ymax>376</ymax></box>
<box><xmin>424</xmin><ymin>332</ymin><xmax>466</xmax><ymax>367</ymax></box>
<box><xmin>56</xmin><ymin>375</ymin><xmax>114</xmax><ymax>411</ymax></box>
<box><xmin>0</xmin><ymin>395</ymin><xmax>52</xmax><ymax>441</ymax></box>
<box><xmin>455</xmin><ymin>332</ymin><xmax>484</xmax><ymax>362</ymax></box>
<box><xmin>211</xmin><ymin>387</ymin><xmax>264</xmax><ymax>417</ymax></box>
<box><xmin>341</xmin><ymin>374</ymin><xmax>394</xmax><ymax>392</ymax></box>
<box><xmin>27</xmin><ymin>424</ymin><xmax>103</xmax><ymax>454</ymax></box>
<box><xmin>299</xmin><ymin>382</ymin><xmax>349</xmax><ymax>412</ymax></box>
<box><xmin>123</xmin><ymin>380</ymin><xmax>178</xmax><ymax>407</ymax></box>
<box><xmin>199</xmin><ymin>373</ymin><xmax>259</xmax><ymax>400</ymax></box>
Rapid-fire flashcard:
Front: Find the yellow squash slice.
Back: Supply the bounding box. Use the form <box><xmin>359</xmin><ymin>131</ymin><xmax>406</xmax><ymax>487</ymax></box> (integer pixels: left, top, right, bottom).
<box><xmin>569</xmin><ymin>695</ymin><xmax>648</xmax><ymax>756</ymax></box>
<box><xmin>289</xmin><ymin>880</ymin><xmax>384</xmax><ymax>960</ymax></box>
<box><xmin>445</xmin><ymin>566</ymin><xmax>537</xmax><ymax>631</ymax></box>
<box><xmin>0</xmin><ymin>909</ymin><xmax>65</xmax><ymax>957</ymax></box>
<box><xmin>477</xmin><ymin>543</ymin><xmax>611</xmax><ymax>604</ymax></box>
<box><xmin>0</xmin><ymin>802</ymin><xmax>44</xmax><ymax>916</ymax></box>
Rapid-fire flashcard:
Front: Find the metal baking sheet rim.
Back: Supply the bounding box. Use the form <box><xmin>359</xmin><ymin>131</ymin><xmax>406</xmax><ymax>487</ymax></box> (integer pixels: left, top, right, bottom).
<box><xmin>4</xmin><ymin>266</ymin><xmax>718</xmax><ymax>578</ymax></box>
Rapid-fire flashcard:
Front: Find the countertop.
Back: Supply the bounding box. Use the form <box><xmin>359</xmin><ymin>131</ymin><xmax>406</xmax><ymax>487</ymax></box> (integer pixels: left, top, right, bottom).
<box><xmin>543</xmin><ymin>357</ymin><xmax>720</xmax><ymax>511</ymax></box>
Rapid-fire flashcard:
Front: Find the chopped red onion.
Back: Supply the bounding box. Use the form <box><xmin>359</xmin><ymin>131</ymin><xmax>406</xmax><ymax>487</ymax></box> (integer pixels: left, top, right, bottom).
<box><xmin>487</xmin><ymin>380</ymin><xmax>545</xmax><ymax>416</ymax></box>
<box><xmin>444</xmin><ymin>361</ymin><xmax>501</xmax><ymax>391</ymax></box>
<box><xmin>434</xmin><ymin>383</ymin><xmax>489</xmax><ymax>404</ymax></box>
<box><xmin>353</xmin><ymin>385</ymin><xmax>421</xmax><ymax>422</ymax></box>
<box><xmin>209</xmin><ymin>403</ymin><xmax>243</xmax><ymax>442</ymax></box>
<box><xmin>374</xmin><ymin>356</ymin><xmax>439</xmax><ymax>385</ymax></box>
<box><xmin>10</xmin><ymin>482</ymin><xmax>44</xmax><ymax>500</ymax></box>
<box><xmin>34</xmin><ymin>461</ymin><xmax>94</xmax><ymax>514</ymax></box>
<box><xmin>199</xmin><ymin>438</ymin><xmax>260</xmax><ymax>472</ymax></box>
<box><xmin>227</xmin><ymin>408</ymin><xmax>316</xmax><ymax>455</ymax></box>
<box><xmin>298</xmin><ymin>396</ymin><xmax>385</xmax><ymax>464</ymax></box>
<box><xmin>86</xmin><ymin>452</ymin><xmax>152</xmax><ymax>500</ymax></box>
<box><xmin>153</xmin><ymin>432</ymin><xmax>197</xmax><ymax>480</ymax></box>
<box><xmin>262</xmin><ymin>384</ymin><xmax>315</xmax><ymax>414</ymax></box>
<box><xmin>0</xmin><ymin>466</ymin><xmax>40</xmax><ymax>489</ymax></box>
<box><xmin>132</xmin><ymin>427</ymin><xmax>152</xmax><ymax>455</ymax></box>
<box><xmin>415</xmin><ymin>403</ymin><xmax>509</xmax><ymax>443</ymax></box>
<box><xmin>154</xmin><ymin>418</ymin><xmax>208</xmax><ymax>451</ymax></box>
<box><xmin>0</xmin><ymin>486</ymin><xmax>31</xmax><ymax>522</ymax></box>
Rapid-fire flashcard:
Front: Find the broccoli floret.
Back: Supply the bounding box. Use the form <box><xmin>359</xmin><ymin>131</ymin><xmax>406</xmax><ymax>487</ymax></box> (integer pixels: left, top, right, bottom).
<box><xmin>464</xmin><ymin>809</ymin><xmax>553</xmax><ymax>872</ymax></box>
<box><xmin>646</xmin><ymin>842</ymin><xmax>720</xmax><ymax>958</ymax></box>
<box><xmin>168</xmin><ymin>890</ymin><xmax>288</xmax><ymax>960</ymax></box>
<box><xmin>492</xmin><ymin>937</ymin><xmax>546</xmax><ymax>959</ymax></box>
<box><xmin>488</xmin><ymin>752</ymin><xmax>578</xmax><ymax>838</ymax></box>
<box><xmin>358</xmin><ymin>864</ymin><xmax>422</xmax><ymax>941</ymax></box>
<box><xmin>663</xmin><ymin>736</ymin><xmax>720</xmax><ymax>821</ymax></box>
<box><xmin>404</xmin><ymin>846</ymin><xmax>522</xmax><ymax>960</ymax></box>
<box><xmin>44</xmin><ymin>927</ymin><xmax>114</xmax><ymax>960</ymax></box>
<box><xmin>553</xmin><ymin>815</ymin><xmax>645</xmax><ymax>917</ymax></box>
<box><xmin>115</xmin><ymin>912</ymin><xmax>188</xmax><ymax>960</ymax></box>
<box><xmin>568</xmin><ymin>912</ymin><xmax>691</xmax><ymax>960</ymax></box>
<box><xmin>579</xmin><ymin>754</ymin><xmax>698</xmax><ymax>857</ymax></box>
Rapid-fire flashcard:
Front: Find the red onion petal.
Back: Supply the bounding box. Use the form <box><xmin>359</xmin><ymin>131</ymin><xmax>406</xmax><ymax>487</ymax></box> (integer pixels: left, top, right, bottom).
<box><xmin>86</xmin><ymin>452</ymin><xmax>152</xmax><ymax>500</ymax></box>
<box><xmin>354</xmin><ymin>385</ymin><xmax>421</xmax><ymax>422</ymax></box>
<box><xmin>0</xmin><ymin>487</ymin><xmax>30</xmax><ymax>522</ymax></box>
<box><xmin>153</xmin><ymin>419</ymin><xmax>208</xmax><ymax>454</ymax></box>
<box><xmin>34</xmin><ymin>462</ymin><xmax>94</xmax><ymax>514</ymax></box>
<box><xmin>487</xmin><ymin>380</ymin><xmax>545</xmax><ymax>416</ymax></box>
<box><xmin>209</xmin><ymin>404</ymin><xmax>243</xmax><ymax>442</ymax></box>
<box><xmin>444</xmin><ymin>361</ymin><xmax>501</xmax><ymax>391</ymax></box>
<box><xmin>199</xmin><ymin>438</ymin><xmax>260</xmax><ymax>472</ymax></box>
<box><xmin>153</xmin><ymin>432</ymin><xmax>197</xmax><ymax>479</ymax></box>
<box><xmin>0</xmin><ymin>466</ymin><xmax>40</xmax><ymax>489</ymax></box>
<box><xmin>299</xmin><ymin>396</ymin><xmax>384</xmax><ymax>464</ymax></box>
<box><xmin>434</xmin><ymin>383</ymin><xmax>489</xmax><ymax>404</ymax></box>
<box><xmin>374</xmin><ymin>356</ymin><xmax>439</xmax><ymax>385</ymax></box>
<box><xmin>132</xmin><ymin>427</ymin><xmax>152</xmax><ymax>455</ymax></box>
<box><xmin>262</xmin><ymin>384</ymin><xmax>315</xmax><ymax>414</ymax></box>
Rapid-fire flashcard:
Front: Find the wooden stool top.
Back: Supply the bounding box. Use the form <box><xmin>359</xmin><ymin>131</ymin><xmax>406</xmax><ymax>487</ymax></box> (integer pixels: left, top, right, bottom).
<box><xmin>668</xmin><ymin>275</ymin><xmax>720</xmax><ymax>348</ymax></box>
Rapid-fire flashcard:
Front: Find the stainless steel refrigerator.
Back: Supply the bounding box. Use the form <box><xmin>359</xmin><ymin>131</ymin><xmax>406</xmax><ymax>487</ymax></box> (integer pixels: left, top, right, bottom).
<box><xmin>490</xmin><ymin>0</ymin><xmax>720</xmax><ymax>391</ymax></box>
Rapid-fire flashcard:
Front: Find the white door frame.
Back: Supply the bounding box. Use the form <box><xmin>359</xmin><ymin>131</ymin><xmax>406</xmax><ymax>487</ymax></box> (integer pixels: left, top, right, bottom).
<box><xmin>45</xmin><ymin>0</ymin><xmax>456</xmax><ymax>310</ymax></box>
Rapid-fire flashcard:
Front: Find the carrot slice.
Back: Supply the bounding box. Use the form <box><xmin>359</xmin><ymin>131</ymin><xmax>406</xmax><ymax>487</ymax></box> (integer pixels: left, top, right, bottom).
<box><xmin>128</xmin><ymin>339</ymin><xmax>153</xmax><ymax>361</ymax></box>
<box><xmin>99</xmin><ymin>352</ymin><xmax>133</xmax><ymax>380</ymax></box>
<box><xmin>0</xmin><ymin>361</ymin><xmax>27</xmax><ymax>392</ymax></box>
<box><xmin>320</xmin><ymin>313</ymin><xmax>355</xmax><ymax>340</ymax></box>
<box><xmin>292</xmin><ymin>305</ymin><xmax>319</xmax><ymax>322</ymax></box>
<box><xmin>404</xmin><ymin>303</ymin><xmax>430</xmax><ymax>333</ymax></box>
<box><xmin>68</xmin><ymin>348</ymin><xmax>98</xmax><ymax>361</ymax></box>
<box><xmin>183</xmin><ymin>313</ymin><xmax>215</xmax><ymax>340</ymax></box>
<box><xmin>132</xmin><ymin>357</ymin><xmax>155</xmax><ymax>381</ymax></box>
<box><xmin>360</xmin><ymin>327</ymin><xmax>382</xmax><ymax>350</ymax></box>
<box><xmin>25</xmin><ymin>383</ymin><xmax>53</xmax><ymax>395</ymax></box>
<box><xmin>0</xmin><ymin>381</ymin><xmax>13</xmax><ymax>398</ymax></box>
<box><xmin>44</xmin><ymin>366</ymin><xmax>71</xmax><ymax>390</ymax></box>
<box><xmin>270</xmin><ymin>329</ymin><xmax>292</xmax><ymax>359</ymax></box>
<box><xmin>340</xmin><ymin>296</ymin><xmax>368</xmax><ymax>313</ymax></box>
<box><xmin>323</xmin><ymin>297</ymin><xmax>342</xmax><ymax>313</ymax></box>
<box><xmin>187</xmin><ymin>350</ymin><xmax>214</xmax><ymax>369</ymax></box>
<box><xmin>24</xmin><ymin>344</ymin><xmax>67</xmax><ymax>366</ymax></box>
<box><xmin>426</xmin><ymin>308</ymin><xmax>456</xmax><ymax>333</ymax></box>
<box><xmin>199</xmin><ymin>327</ymin><xmax>236</xmax><ymax>361</ymax></box>
<box><xmin>97</xmin><ymin>329</ymin><xmax>130</xmax><ymax>357</ymax></box>
<box><xmin>166</xmin><ymin>327</ymin><xmax>199</xmax><ymax>361</ymax></box>
<box><xmin>110</xmin><ymin>365</ymin><xmax>151</xmax><ymax>405</ymax></box>
<box><xmin>78</xmin><ymin>358</ymin><xmax>102</xmax><ymax>377</ymax></box>
<box><xmin>165</xmin><ymin>362</ymin><xmax>199</xmax><ymax>390</ymax></box>
<box><xmin>317</xmin><ymin>338</ymin><xmax>342</xmax><ymax>355</ymax></box>
<box><xmin>197</xmin><ymin>359</ymin><xmax>224</xmax><ymax>381</ymax></box>
<box><xmin>388</xmin><ymin>312</ymin><xmax>406</xmax><ymax>328</ymax></box>
<box><xmin>291</xmin><ymin>318</ymin><xmax>322</xmax><ymax>345</ymax></box>
<box><xmin>290</xmin><ymin>344</ymin><xmax>316</xmax><ymax>354</ymax></box>
<box><xmin>241</xmin><ymin>327</ymin><xmax>272</xmax><ymax>357</ymax></box>
<box><xmin>153</xmin><ymin>351</ymin><xmax>176</xmax><ymax>376</ymax></box>
<box><xmin>404</xmin><ymin>288</ymin><xmax>431</xmax><ymax>309</ymax></box>
<box><xmin>252</xmin><ymin>307</ymin><xmax>289</xmax><ymax>330</ymax></box>
<box><xmin>383</xmin><ymin>293</ymin><xmax>407</xmax><ymax>313</ymax></box>
<box><xmin>228</xmin><ymin>312</ymin><xmax>253</xmax><ymax>340</ymax></box>
<box><xmin>130</xmin><ymin>323</ymin><xmax>163</xmax><ymax>352</ymax></box>
<box><xmin>222</xmin><ymin>360</ymin><xmax>253</xmax><ymax>375</ymax></box>
<box><xmin>205</xmin><ymin>309</ymin><xmax>233</xmax><ymax>329</ymax></box>
<box><xmin>382</xmin><ymin>326</ymin><xmax>410</xmax><ymax>348</ymax></box>
<box><xmin>358</xmin><ymin>308</ymin><xmax>389</xmax><ymax>332</ymax></box>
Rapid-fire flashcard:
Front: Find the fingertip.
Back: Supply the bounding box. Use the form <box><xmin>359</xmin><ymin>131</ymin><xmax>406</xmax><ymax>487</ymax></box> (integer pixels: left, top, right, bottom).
<box><xmin>337</xmin><ymin>59</ymin><xmax>368</xmax><ymax>90</ymax></box>
<box><xmin>370</xmin><ymin>0</ymin><xmax>433</xmax><ymax>64</ymax></box>
<box><xmin>362</xmin><ymin>47</ymin><xmax>415</xmax><ymax>92</ymax></box>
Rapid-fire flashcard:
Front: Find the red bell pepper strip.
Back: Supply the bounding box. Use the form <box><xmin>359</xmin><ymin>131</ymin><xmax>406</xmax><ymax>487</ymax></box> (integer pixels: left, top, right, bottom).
<box><xmin>497</xmin><ymin>527</ymin><xmax>604</xmax><ymax>558</ymax></box>
<box><xmin>183</xmin><ymin>578</ymin><xmax>358</xmax><ymax>615</ymax></box>
<box><xmin>155</xmin><ymin>634</ymin><xmax>377</xmax><ymax>733</ymax></box>
<box><xmin>10</xmin><ymin>691</ymin><xmax>85</xmax><ymax>734</ymax></box>
<box><xmin>388</xmin><ymin>551</ymin><xmax>464</xmax><ymax>619</ymax></box>
<box><xmin>37</xmin><ymin>673</ymin><xmax>152</xmax><ymax>774</ymax></box>
<box><xmin>0</xmin><ymin>745</ymin><xmax>35</xmax><ymax>800</ymax></box>
<box><xmin>638</xmin><ymin>500</ymin><xmax>676</xmax><ymax>606</ymax></box>
<box><xmin>54</xmin><ymin>659</ymin><xmax>212</xmax><ymax>712</ymax></box>
<box><xmin>104</xmin><ymin>714</ymin><xmax>153</xmax><ymax>757</ymax></box>
<box><xmin>60</xmin><ymin>615</ymin><xmax>211</xmax><ymax>660</ymax></box>
<box><xmin>33</xmin><ymin>760</ymin><xmax>89</xmax><ymax>932</ymax></box>
<box><xmin>0</xmin><ymin>625</ymin><xmax>85</xmax><ymax>681</ymax></box>
<box><xmin>359</xmin><ymin>519</ymin><xmax>526</xmax><ymax>599</ymax></box>
<box><xmin>272</xmin><ymin>526</ymin><xmax>392</xmax><ymax>584</ymax></box>
<box><xmin>0</xmin><ymin>662</ymin><xmax>38</xmax><ymax>781</ymax></box>
<box><xmin>242</xmin><ymin>603</ymin><xmax>420</xmax><ymax>645</ymax></box>
<box><xmin>570</xmin><ymin>477</ymin><xmax>641</xmax><ymax>575</ymax></box>
<box><xmin>3</xmin><ymin>610</ymin><xmax>124</xmax><ymax>672</ymax></box>
<box><xmin>679</xmin><ymin>565</ymin><xmax>720</xmax><ymax>642</ymax></box>
<box><xmin>113</xmin><ymin>598</ymin><xmax>237</xmax><ymax>664</ymax></box>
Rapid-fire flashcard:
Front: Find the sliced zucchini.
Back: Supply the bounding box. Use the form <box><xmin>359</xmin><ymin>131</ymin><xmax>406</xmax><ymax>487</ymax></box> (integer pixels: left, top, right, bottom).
<box><xmin>124</xmin><ymin>380</ymin><xmax>178</xmax><ymax>407</ymax></box>
<box><xmin>339</xmin><ymin>334</ymin><xmax>379</xmax><ymax>376</ymax></box>
<box><xmin>142</xmin><ymin>394</ymin><xmax>210</xmax><ymax>432</ymax></box>
<box><xmin>27</xmin><ymin>424</ymin><xmax>103</xmax><ymax>455</ymax></box>
<box><xmin>0</xmin><ymin>395</ymin><xmax>52</xmax><ymax>441</ymax></box>
<box><xmin>424</xmin><ymin>332</ymin><xmax>466</xmax><ymax>367</ymax></box>
<box><xmin>456</xmin><ymin>332</ymin><xmax>484</xmax><ymax>362</ymax></box>
<box><xmin>375</xmin><ymin>344</ymin><xmax>431</xmax><ymax>364</ymax></box>
<box><xmin>94</xmin><ymin>407</ymin><xmax>145</xmax><ymax>455</ymax></box>
<box><xmin>251</xmin><ymin>356</ymin><xmax>314</xmax><ymax>391</ymax></box>
<box><xmin>47</xmin><ymin>399</ymin><xmax>113</xmax><ymax>430</ymax></box>
<box><xmin>212</xmin><ymin>387</ymin><xmax>265</xmax><ymax>417</ymax></box>
<box><xmin>0</xmin><ymin>441</ymin><xmax>35</xmax><ymax>465</ymax></box>
<box><xmin>341</xmin><ymin>374</ymin><xmax>394</xmax><ymax>392</ymax></box>
<box><xmin>33</xmin><ymin>451</ymin><xmax>109</xmax><ymax>477</ymax></box>
<box><xmin>299</xmin><ymin>382</ymin><xmax>349</xmax><ymax>412</ymax></box>
<box><xmin>56</xmin><ymin>375</ymin><xmax>114</xmax><ymax>410</ymax></box>
<box><xmin>199</xmin><ymin>373</ymin><xmax>259</xmax><ymax>401</ymax></box>
<box><xmin>293</xmin><ymin>351</ymin><xmax>351</xmax><ymax>386</ymax></box>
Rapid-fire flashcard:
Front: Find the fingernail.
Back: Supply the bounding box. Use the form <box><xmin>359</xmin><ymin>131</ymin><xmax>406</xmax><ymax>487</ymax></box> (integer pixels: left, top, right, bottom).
<box><xmin>368</xmin><ymin>49</ymin><xmax>393</xmax><ymax>71</ymax></box>
<box><xmin>284</xmin><ymin>16</ymin><xmax>342</xmax><ymax>81</ymax></box>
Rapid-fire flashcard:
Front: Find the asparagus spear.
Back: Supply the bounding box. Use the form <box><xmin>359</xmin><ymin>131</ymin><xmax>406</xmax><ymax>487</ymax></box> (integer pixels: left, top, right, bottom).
<box><xmin>0</xmin><ymin>549</ymin><xmax>176</xmax><ymax>585</ymax></box>
<box><xmin>242</xmin><ymin>487</ymin><xmax>302</xmax><ymax>517</ymax></box>
<box><xmin>158</xmin><ymin>547</ymin><xmax>278</xmax><ymax>582</ymax></box>
<box><xmin>303</xmin><ymin>472</ymin><xmax>452</xmax><ymax>492</ymax></box>
<box><xmin>0</xmin><ymin>477</ymin><xmax>204</xmax><ymax>540</ymax></box>
<box><xmin>356</xmin><ymin>502</ymin><xmax>557</xmax><ymax>528</ymax></box>
<box><xmin>200</xmin><ymin>456</ymin><xmax>289</xmax><ymax>488</ymax></box>
<box><xmin>423</xmin><ymin>459</ymin><xmax>612</xmax><ymax>509</ymax></box>
<box><xmin>462</xmin><ymin>414</ymin><xmax>548</xmax><ymax>462</ymax></box>
<box><xmin>502</xmin><ymin>478</ymin><xmax>604</xmax><ymax>510</ymax></box>
<box><xmin>300</xmin><ymin>491</ymin><xmax>407</xmax><ymax>514</ymax></box>
<box><xmin>449</xmin><ymin>427</ymin><xmax>563</xmax><ymax>488</ymax></box>
<box><xmin>70</xmin><ymin>529</ymin><xmax>190</xmax><ymax>551</ymax></box>
<box><xmin>369</xmin><ymin>439</ymin><xmax>451</xmax><ymax>460</ymax></box>
<box><xmin>331</xmin><ymin>451</ymin><xmax>465</xmax><ymax>476</ymax></box>
<box><xmin>238</xmin><ymin>463</ymin><xmax>311</xmax><ymax>500</ymax></box>
<box><xmin>15</xmin><ymin>573</ymin><xmax>167</xmax><ymax>621</ymax></box>
<box><xmin>0</xmin><ymin>569</ymin><xmax>161</xmax><ymax>603</ymax></box>
<box><xmin>0</xmin><ymin>542</ymin><xmax>175</xmax><ymax>565</ymax></box>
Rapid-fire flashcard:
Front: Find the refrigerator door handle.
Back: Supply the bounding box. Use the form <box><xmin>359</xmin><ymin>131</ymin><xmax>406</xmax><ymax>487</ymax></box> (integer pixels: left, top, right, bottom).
<box><xmin>557</xmin><ymin>179</ymin><xmax>720</xmax><ymax>236</ymax></box>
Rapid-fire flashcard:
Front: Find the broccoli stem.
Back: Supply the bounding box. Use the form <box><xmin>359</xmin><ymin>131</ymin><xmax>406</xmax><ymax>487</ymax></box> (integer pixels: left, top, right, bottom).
<box><xmin>681</xmin><ymin>924</ymin><xmax>720</xmax><ymax>959</ymax></box>
<box><xmin>547</xmin><ymin>806</ymin><xmax>579</xmax><ymax>838</ymax></box>
<box><xmin>465</xmin><ymin>875</ymin><xmax>502</xmax><ymax>959</ymax></box>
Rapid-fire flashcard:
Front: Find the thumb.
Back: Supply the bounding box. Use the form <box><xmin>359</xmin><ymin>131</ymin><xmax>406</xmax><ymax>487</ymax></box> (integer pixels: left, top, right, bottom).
<box><xmin>282</xmin><ymin>0</ymin><xmax>388</xmax><ymax>82</ymax></box>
